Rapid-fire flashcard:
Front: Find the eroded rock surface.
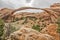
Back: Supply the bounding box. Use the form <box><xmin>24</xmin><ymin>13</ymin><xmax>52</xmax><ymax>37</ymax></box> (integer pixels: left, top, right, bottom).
<box><xmin>8</xmin><ymin>27</ymin><xmax>54</xmax><ymax>40</ymax></box>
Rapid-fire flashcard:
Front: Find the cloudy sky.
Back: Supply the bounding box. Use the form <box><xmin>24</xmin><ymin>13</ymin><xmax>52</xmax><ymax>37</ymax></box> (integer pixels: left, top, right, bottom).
<box><xmin>0</xmin><ymin>0</ymin><xmax>60</xmax><ymax>9</ymax></box>
<box><xmin>0</xmin><ymin>0</ymin><xmax>60</xmax><ymax>12</ymax></box>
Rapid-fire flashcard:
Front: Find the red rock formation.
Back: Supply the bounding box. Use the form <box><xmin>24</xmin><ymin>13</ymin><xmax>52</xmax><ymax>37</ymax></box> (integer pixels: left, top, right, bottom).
<box><xmin>41</xmin><ymin>24</ymin><xmax>60</xmax><ymax>40</ymax></box>
<box><xmin>50</xmin><ymin>3</ymin><xmax>60</xmax><ymax>7</ymax></box>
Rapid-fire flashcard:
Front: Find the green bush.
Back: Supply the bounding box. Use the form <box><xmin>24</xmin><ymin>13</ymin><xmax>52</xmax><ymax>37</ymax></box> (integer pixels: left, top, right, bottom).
<box><xmin>32</xmin><ymin>24</ymin><xmax>41</xmax><ymax>32</ymax></box>
<box><xmin>56</xmin><ymin>17</ymin><xmax>60</xmax><ymax>33</ymax></box>
<box><xmin>13</xmin><ymin>17</ymin><xmax>26</xmax><ymax>22</ymax></box>
<box><xmin>13</xmin><ymin>18</ymin><xmax>20</xmax><ymax>22</ymax></box>
<box><xmin>28</xmin><ymin>16</ymin><xmax>37</xmax><ymax>21</ymax></box>
<box><xmin>0</xmin><ymin>19</ymin><xmax>4</xmax><ymax>39</ymax></box>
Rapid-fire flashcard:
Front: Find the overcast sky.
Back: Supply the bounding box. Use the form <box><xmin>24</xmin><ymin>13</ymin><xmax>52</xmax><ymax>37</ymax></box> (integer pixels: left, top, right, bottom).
<box><xmin>0</xmin><ymin>0</ymin><xmax>60</xmax><ymax>9</ymax></box>
<box><xmin>0</xmin><ymin>0</ymin><xmax>60</xmax><ymax>12</ymax></box>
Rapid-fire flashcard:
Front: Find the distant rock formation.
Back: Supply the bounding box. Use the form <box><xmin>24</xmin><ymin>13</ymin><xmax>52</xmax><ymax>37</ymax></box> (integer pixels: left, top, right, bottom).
<box><xmin>50</xmin><ymin>3</ymin><xmax>60</xmax><ymax>7</ymax></box>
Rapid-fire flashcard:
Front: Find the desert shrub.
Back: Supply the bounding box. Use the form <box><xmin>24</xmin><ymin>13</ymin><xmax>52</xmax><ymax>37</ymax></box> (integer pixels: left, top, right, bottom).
<box><xmin>22</xmin><ymin>17</ymin><xmax>28</xmax><ymax>24</ymax></box>
<box><xmin>13</xmin><ymin>17</ymin><xmax>26</xmax><ymax>22</ymax></box>
<box><xmin>32</xmin><ymin>24</ymin><xmax>41</xmax><ymax>32</ymax></box>
<box><xmin>0</xmin><ymin>19</ymin><xmax>4</xmax><ymax>40</ymax></box>
<box><xmin>56</xmin><ymin>17</ymin><xmax>60</xmax><ymax>33</ymax></box>
<box><xmin>13</xmin><ymin>18</ymin><xmax>20</xmax><ymax>22</ymax></box>
<box><xmin>27</xmin><ymin>16</ymin><xmax>37</xmax><ymax>21</ymax></box>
